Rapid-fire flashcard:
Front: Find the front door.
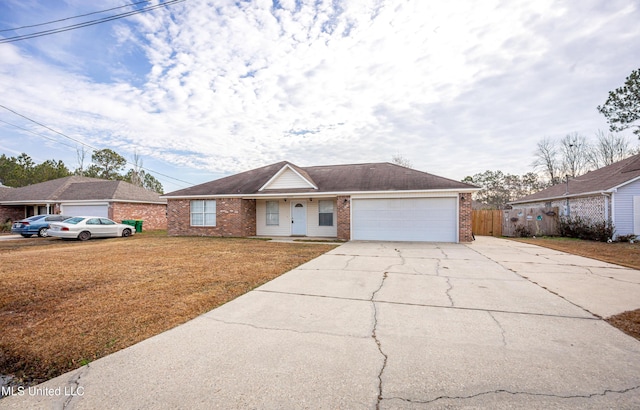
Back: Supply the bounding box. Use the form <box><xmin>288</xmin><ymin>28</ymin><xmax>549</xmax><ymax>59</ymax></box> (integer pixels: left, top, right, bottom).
<box><xmin>291</xmin><ymin>201</ymin><xmax>307</xmax><ymax>236</ymax></box>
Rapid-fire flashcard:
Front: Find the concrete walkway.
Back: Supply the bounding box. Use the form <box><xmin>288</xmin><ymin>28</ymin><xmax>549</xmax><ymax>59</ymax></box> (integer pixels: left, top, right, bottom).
<box><xmin>1</xmin><ymin>237</ymin><xmax>639</xmax><ymax>409</ymax></box>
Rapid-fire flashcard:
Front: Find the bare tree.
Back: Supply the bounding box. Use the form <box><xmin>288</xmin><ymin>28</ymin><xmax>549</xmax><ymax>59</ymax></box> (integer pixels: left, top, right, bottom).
<box><xmin>532</xmin><ymin>137</ymin><xmax>561</xmax><ymax>184</ymax></box>
<box><xmin>75</xmin><ymin>146</ymin><xmax>89</xmax><ymax>176</ymax></box>
<box><xmin>559</xmin><ymin>133</ymin><xmax>590</xmax><ymax>178</ymax></box>
<box><xmin>588</xmin><ymin>130</ymin><xmax>632</xmax><ymax>168</ymax></box>
<box><xmin>391</xmin><ymin>153</ymin><xmax>413</xmax><ymax>168</ymax></box>
<box><xmin>130</xmin><ymin>151</ymin><xmax>143</xmax><ymax>187</ymax></box>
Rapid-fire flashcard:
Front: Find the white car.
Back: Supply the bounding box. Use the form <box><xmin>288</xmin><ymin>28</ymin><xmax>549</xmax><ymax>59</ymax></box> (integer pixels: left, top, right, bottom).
<box><xmin>48</xmin><ymin>217</ymin><xmax>135</xmax><ymax>241</ymax></box>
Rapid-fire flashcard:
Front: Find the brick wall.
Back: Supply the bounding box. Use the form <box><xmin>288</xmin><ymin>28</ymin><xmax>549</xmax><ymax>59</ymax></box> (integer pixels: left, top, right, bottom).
<box><xmin>0</xmin><ymin>205</ymin><xmax>25</xmax><ymax>224</ymax></box>
<box><xmin>459</xmin><ymin>193</ymin><xmax>473</xmax><ymax>242</ymax></box>
<box><xmin>167</xmin><ymin>198</ymin><xmax>256</xmax><ymax>237</ymax></box>
<box><xmin>336</xmin><ymin>195</ymin><xmax>351</xmax><ymax>241</ymax></box>
<box><xmin>111</xmin><ymin>202</ymin><xmax>167</xmax><ymax>230</ymax></box>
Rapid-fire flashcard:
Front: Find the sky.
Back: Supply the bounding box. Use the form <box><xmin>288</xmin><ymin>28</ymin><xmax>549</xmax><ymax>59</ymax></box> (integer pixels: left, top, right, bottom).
<box><xmin>0</xmin><ymin>0</ymin><xmax>639</xmax><ymax>193</ymax></box>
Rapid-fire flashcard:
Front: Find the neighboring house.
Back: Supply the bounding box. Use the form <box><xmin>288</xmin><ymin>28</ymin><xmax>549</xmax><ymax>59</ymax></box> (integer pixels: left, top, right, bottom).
<box><xmin>162</xmin><ymin>161</ymin><xmax>478</xmax><ymax>242</ymax></box>
<box><xmin>0</xmin><ymin>176</ymin><xmax>167</xmax><ymax>230</ymax></box>
<box><xmin>510</xmin><ymin>154</ymin><xmax>640</xmax><ymax>238</ymax></box>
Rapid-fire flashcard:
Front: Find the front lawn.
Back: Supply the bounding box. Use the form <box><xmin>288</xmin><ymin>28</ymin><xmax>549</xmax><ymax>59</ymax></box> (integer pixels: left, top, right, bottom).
<box><xmin>0</xmin><ymin>233</ymin><xmax>338</xmax><ymax>385</ymax></box>
<box><xmin>510</xmin><ymin>236</ymin><xmax>640</xmax><ymax>270</ymax></box>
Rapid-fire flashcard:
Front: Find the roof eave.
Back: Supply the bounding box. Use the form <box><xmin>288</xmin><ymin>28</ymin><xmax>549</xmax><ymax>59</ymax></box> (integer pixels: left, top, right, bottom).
<box><xmin>509</xmin><ymin>189</ymin><xmax>610</xmax><ymax>204</ymax></box>
<box><xmin>163</xmin><ymin>187</ymin><xmax>479</xmax><ymax>200</ymax></box>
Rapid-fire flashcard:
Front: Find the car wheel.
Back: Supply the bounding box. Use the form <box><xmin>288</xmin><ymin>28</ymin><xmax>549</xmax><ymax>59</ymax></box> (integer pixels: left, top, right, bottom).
<box><xmin>38</xmin><ymin>227</ymin><xmax>48</xmax><ymax>237</ymax></box>
<box><xmin>122</xmin><ymin>228</ymin><xmax>132</xmax><ymax>237</ymax></box>
<box><xmin>21</xmin><ymin>234</ymin><xmax>33</xmax><ymax>238</ymax></box>
<box><xmin>78</xmin><ymin>231</ymin><xmax>91</xmax><ymax>241</ymax></box>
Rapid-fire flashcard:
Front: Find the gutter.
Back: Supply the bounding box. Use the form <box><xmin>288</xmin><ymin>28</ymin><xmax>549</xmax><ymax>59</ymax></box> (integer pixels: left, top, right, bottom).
<box><xmin>161</xmin><ymin>188</ymin><xmax>480</xmax><ymax>200</ymax></box>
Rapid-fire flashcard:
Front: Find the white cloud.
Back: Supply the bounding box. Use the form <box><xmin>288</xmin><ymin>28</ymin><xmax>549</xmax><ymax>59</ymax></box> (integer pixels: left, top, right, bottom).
<box><xmin>0</xmin><ymin>0</ymin><xmax>639</xmax><ymax>191</ymax></box>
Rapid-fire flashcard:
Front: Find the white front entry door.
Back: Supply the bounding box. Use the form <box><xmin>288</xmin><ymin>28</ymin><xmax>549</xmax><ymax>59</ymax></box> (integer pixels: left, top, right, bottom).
<box><xmin>291</xmin><ymin>201</ymin><xmax>307</xmax><ymax>235</ymax></box>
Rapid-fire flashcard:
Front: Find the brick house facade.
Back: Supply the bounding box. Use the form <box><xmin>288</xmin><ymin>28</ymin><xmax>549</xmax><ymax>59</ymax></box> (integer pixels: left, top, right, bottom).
<box><xmin>164</xmin><ymin>162</ymin><xmax>478</xmax><ymax>242</ymax></box>
<box><xmin>111</xmin><ymin>202</ymin><xmax>167</xmax><ymax>230</ymax></box>
<box><xmin>167</xmin><ymin>198</ymin><xmax>255</xmax><ymax>237</ymax></box>
<box><xmin>167</xmin><ymin>193</ymin><xmax>476</xmax><ymax>243</ymax></box>
<box><xmin>0</xmin><ymin>176</ymin><xmax>167</xmax><ymax>231</ymax></box>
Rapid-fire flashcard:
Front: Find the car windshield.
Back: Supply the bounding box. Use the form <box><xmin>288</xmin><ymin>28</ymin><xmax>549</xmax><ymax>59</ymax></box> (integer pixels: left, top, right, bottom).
<box><xmin>64</xmin><ymin>217</ymin><xmax>85</xmax><ymax>225</ymax></box>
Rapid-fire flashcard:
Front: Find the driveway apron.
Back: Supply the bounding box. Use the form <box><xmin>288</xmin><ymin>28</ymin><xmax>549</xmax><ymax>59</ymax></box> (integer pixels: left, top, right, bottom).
<box><xmin>1</xmin><ymin>237</ymin><xmax>640</xmax><ymax>409</ymax></box>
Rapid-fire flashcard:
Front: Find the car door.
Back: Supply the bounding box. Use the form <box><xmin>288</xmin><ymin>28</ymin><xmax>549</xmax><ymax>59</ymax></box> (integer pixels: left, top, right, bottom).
<box><xmin>85</xmin><ymin>218</ymin><xmax>108</xmax><ymax>237</ymax></box>
<box><xmin>99</xmin><ymin>218</ymin><xmax>119</xmax><ymax>237</ymax></box>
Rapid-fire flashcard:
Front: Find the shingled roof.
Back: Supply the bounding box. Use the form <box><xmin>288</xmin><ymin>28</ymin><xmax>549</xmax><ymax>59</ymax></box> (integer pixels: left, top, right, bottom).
<box><xmin>0</xmin><ymin>176</ymin><xmax>165</xmax><ymax>203</ymax></box>
<box><xmin>164</xmin><ymin>161</ymin><xmax>477</xmax><ymax>197</ymax></box>
<box><xmin>511</xmin><ymin>154</ymin><xmax>640</xmax><ymax>204</ymax></box>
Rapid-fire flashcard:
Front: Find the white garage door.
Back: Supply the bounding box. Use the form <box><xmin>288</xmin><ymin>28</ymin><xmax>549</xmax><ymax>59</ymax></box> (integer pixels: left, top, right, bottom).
<box><xmin>352</xmin><ymin>197</ymin><xmax>457</xmax><ymax>242</ymax></box>
<box><xmin>61</xmin><ymin>204</ymin><xmax>109</xmax><ymax>217</ymax></box>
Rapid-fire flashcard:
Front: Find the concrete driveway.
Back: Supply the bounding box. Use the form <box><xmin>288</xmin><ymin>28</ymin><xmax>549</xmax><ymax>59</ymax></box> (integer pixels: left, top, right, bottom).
<box><xmin>2</xmin><ymin>237</ymin><xmax>640</xmax><ymax>409</ymax></box>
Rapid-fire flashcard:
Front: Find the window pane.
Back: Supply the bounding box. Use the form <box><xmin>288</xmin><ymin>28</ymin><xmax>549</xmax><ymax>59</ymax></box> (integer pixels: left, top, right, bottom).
<box><xmin>266</xmin><ymin>201</ymin><xmax>279</xmax><ymax>225</ymax></box>
<box><xmin>319</xmin><ymin>200</ymin><xmax>334</xmax><ymax>213</ymax></box>
<box><xmin>191</xmin><ymin>213</ymin><xmax>203</xmax><ymax>226</ymax></box>
<box><xmin>191</xmin><ymin>200</ymin><xmax>204</xmax><ymax>212</ymax></box>
<box><xmin>204</xmin><ymin>200</ymin><xmax>216</xmax><ymax>213</ymax></box>
<box><xmin>319</xmin><ymin>213</ymin><xmax>333</xmax><ymax>226</ymax></box>
<box><xmin>204</xmin><ymin>213</ymin><xmax>216</xmax><ymax>226</ymax></box>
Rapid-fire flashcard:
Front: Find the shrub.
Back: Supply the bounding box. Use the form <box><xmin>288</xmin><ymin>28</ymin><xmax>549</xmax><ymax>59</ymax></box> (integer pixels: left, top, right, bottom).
<box><xmin>616</xmin><ymin>233</ymin><xmax>638</xmax><ymax>243</ymax></box>
<box><xmin>514</xmin><ymin>224</ymin><xmax>532</xmax><ymax>237</ymax></box>
<box><xmin>557</xmin><ymin>216</ymin><xmax>614</xmax><ymax>242</ymax></box>
<box><xmin>0</xmin><ymin>219</ymin><xmax>12</xmax><ymax>233</ymax></box>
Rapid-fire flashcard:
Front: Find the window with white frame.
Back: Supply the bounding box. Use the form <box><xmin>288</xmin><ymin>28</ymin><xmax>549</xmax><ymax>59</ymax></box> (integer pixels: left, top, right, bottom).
<box><xmin>190</xmin><ymin>200</ymin><xmax>216</xmax><ymax>226</ymax></box>
<box><xmin>266</xmin><ymin>201</ymin><xmax>279</xmax><ymax>225</ymax></box>
<box><xmin>318</xmin><ymin>200</ymin><xmax>334</xmax><ymax>226</ymax></box>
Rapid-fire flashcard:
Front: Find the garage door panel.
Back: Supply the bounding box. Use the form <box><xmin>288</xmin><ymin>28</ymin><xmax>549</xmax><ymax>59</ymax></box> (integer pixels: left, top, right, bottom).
<box><xmin>352</xmin><ymin>198</ymin><xmax>457</xmax><ymax>242</ymax></box>
<box><xmin>61</xmin><ymin>205</ymin><xmax>109</xmax><ymax>218</ymax></box>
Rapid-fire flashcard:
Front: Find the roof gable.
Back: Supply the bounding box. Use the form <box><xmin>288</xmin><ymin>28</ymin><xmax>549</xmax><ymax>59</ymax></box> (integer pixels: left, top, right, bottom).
<box><xmin>259</xmin><ymin>164</ymin><xmax>318</xmax><ymax>191</ymax></box>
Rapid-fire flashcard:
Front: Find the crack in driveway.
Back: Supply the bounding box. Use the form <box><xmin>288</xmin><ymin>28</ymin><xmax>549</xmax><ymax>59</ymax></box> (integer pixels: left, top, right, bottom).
<box><xmin>202</xmin><ymin>316</ymin><xmax>369</xmax><ymax>339</ymax></box>
<box><xmin>371</xmin><ymin>271</ymin><xmax>389</xmax><ymax>410</ymax></box>
<box><xmin>488</xmin><ymin>312</ymin><xmax>507</xmax><ymax>347</ymax></box>
<box><xmin>386</xmin><ymin>384</ymin><xmax>640</xmax><ymax>405</ymax></box>
<box><xmin>62</xmin><ymin>365</ymin><xmax>89</xmax><ymax>409</ymax></box>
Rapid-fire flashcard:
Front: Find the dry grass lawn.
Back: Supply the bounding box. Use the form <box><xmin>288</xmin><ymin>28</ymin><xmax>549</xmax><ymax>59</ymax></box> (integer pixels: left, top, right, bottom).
<box><xmin>0</xmin><ymin>232</ymin><xmax>337</xmax><ymax>384</ymax></box>
<box><xmin>510</xmin><ymin>236</ymin><xmax>640</xmax><ymax>341</ymax></box>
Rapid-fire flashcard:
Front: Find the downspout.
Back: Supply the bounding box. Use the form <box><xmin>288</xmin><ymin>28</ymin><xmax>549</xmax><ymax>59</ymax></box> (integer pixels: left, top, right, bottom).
<box><xmin>564</xmin><ymin>175</ymin><xmax>570</xmax><ymax>217</ymax></box>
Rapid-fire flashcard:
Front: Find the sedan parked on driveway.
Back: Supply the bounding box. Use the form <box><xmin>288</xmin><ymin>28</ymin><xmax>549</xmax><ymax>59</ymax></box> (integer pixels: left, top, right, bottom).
<box><xmin>11</xmin><ymin>214</ymin><xmax>72</xmax><ymax>237</ymax></box>
<box><xmin>48</xmin><ymin>217</ymin><xmax>135</xmax><ymax>241</ymax></box>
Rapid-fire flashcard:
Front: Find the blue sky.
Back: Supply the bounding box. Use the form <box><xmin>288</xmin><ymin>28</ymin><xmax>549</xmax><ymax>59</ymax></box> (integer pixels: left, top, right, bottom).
<box><xmin>0</xmin><ymin>0</ymin><xmax>639</xmax><ymax>192</ymax></box>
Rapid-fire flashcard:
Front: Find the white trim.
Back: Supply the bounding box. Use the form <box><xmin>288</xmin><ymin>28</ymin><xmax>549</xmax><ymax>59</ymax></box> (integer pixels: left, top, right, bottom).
<box><xmin>0</xmin><ymin>199</ymin><xmax>165</xmax><ymax>205</ymax></box>
<box><xmin>258</xmin><ymin>164</ymin><xmax>318</xmax><ymax>191</ymax></box>
<box><xmin>612</xmin><ymin>192</ymin><xmax>616</xmax><ymax>225</ymax></box>
<box><xmin>610</xmin><ymin>175</ymin><xmax>640</xmax><ymax>191</ymax></box>
<box><xmin>510</xmin><ymin>190</ymin><xmax>609</xmax><ymax>204</ymax></box>
<box><xmin>62</xmin><ymin>201</ymin><xmax>110</xmax><ymax>206</ymax></box>
<box><xmin>163</xmin><ymin>188</ymin><xmax>478</xmax><ymax>200</ymax></box>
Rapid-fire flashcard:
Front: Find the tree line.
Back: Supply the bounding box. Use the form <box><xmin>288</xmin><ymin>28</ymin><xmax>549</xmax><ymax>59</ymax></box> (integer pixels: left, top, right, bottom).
<box><xmin>0</xmin><ymin>148</ymin><xmax>163</xmax><ymax>193</ymax></box>
<box><xmin>465</xmin><ymin>67</ymin><xmax>640</xmax><ymax>209</ymax></box>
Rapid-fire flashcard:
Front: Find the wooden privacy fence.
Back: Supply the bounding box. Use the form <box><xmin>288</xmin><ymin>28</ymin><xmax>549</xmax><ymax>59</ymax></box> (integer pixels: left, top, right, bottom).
<box><xmin>502</xmin><ymin>207</ymin><xmax>559</xmax><ymax>237</ymax></box>
<box><xmin>472</xmin><ymin>210</ymin><xmax>502</xmax><ymax>237</ymax></box>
